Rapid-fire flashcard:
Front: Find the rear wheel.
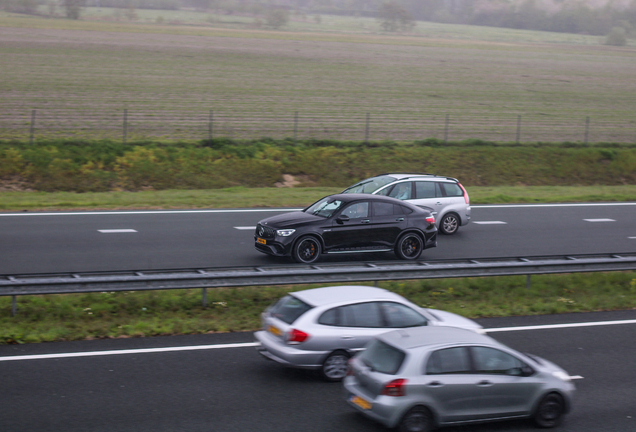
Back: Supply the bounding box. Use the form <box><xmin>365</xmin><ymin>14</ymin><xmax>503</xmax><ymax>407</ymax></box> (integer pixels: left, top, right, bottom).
<box><xmin>533</xmin><ymin>393</ymin><xmax>565</xmax><ymax>428</ymax></box>
<box><xmin>320</xmin><ymin>351</ymin><xmax>349</xmax><ymax>382</ymax></box>
<box><xmin>439</xmin><ymin>213</ymin><xmax>460</xmax><ymax>235</ymax></box>
<box><xmin>395</xmin><ymin>233</ymin><xmax>423</xmax><ymax>260</ymax></box>
<box><xmin>292</xmin><ymin>236</ymin><xmax>321</xmax><ymax>264</ymax></box>
<box><xmin>398</xmin><ymin>406</ymin><xmax>433</xmax><ymax>432</ymax></box>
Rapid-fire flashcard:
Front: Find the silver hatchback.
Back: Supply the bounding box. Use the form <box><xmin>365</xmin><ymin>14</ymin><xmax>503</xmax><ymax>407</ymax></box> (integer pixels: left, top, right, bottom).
<box><xmin>344</xmin><ymin>326</ymin><xmax>575</xmax><ymax>432</ymax></box>
<box><xmin>254</xmin><ymin>286</ymin><xmax>482</xmax><ymax>381</ymax></box>
<box><xmin>342</xmin><ymin>174</ymin><xmax>471</xmax><ymax>235</ymax></box>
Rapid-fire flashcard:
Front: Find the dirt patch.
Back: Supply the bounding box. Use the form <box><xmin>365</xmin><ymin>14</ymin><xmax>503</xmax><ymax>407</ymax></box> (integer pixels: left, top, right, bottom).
<box><xmin>0</xmin><ymin>176</ymin><xmax>34</xmax><ymax>192</ymax></box>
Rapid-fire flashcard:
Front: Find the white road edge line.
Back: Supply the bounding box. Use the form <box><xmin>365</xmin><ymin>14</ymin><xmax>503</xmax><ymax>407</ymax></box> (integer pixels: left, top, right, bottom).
<box><xmin>2</xmin><ymin>319</ymin><xmax>636</xmax><ymax>362</ymax></box>
<box><xmin>583</xmin><ymin>219</ymin><xmax>616</xmax><ymax>222</ymax></box>
<box><xmin>473</xmin><ymin>221</ymin><xmax>507</xmax><ymax>224</ymax></box>
<box><xmin>234</xmin><ymin>226</ymin><xmax>256</xmax><ymax>230</ymax></box>
<box><xmin>98</xmin><ymin>229</ymin><xmax>138</xmax><ymax>233</ymax></box>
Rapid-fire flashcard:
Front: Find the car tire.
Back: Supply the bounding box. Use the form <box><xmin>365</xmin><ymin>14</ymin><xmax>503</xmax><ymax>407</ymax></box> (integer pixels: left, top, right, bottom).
<box><xmin>533</xmin><ymin>393</ymin><xmax>565</xmax><ymax>428</ymax></box>
<box><xmin>292</xmin><ymin>236</ymin><xmax>321</xmax><ymax>264</ymax></box>
<box><xmin>398</xmin><ymin>406</ymin><xmax>433</xmax><ymax>432</ymax></box>
<box><xmin>320</xmin><ymin>351</ymin><xmax>349</xmax><ymax>382</ymax></box>
<box><xmin>395</xmin><ymin>233</ymin><xmax>423</xmax><ymax>260</ymax></box>
<box><xmin>439</xmin><ymin>213</ymin><xmax>460</xmax><ymax>235</ymax></box>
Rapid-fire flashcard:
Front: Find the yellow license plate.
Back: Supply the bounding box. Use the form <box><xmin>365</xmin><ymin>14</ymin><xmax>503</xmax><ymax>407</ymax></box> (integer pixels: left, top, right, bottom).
<box><xmin>267</xmin><ymin>325</ymin><xmax>282</xmax><ymax>336</ymax></box>
<box><xmin>257</xmin><ymin>238</ymin><xmax>267</xmax><ymax>245</ymax></box>
<box><xmin>350</xmin><ymin>395</ymin><xmax>372</xmax><ymax>410</ymax></box>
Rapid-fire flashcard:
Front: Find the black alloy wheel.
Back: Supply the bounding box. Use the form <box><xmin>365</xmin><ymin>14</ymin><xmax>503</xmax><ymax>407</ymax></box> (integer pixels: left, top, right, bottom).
<box><xmin>292</xmin><ymin>236</ymin><xmax>321</xmax><ymax>264</ymax></box>
<box><xmin>398</xmin><ymin>406</ymin><xmax>433</xmax><ymax>432</ymax></box>
<box><xmin>440</xmin><ymin>213</ymin><xmax>460</xmax><ymax>235</ymax></box>
<box><xmin>533</xmin><ymin>393</ymin><xmax>565</xmax><ymax>428</ymax></box>
<box><xmin>395</xmin><ymin>233</ymin><xmax>423</xmax><ymax>260</ymax></box>
<box><xmin>320</xmin><ymin>351</ymin><xmax>349</xmax><ymax>382</ymax></box>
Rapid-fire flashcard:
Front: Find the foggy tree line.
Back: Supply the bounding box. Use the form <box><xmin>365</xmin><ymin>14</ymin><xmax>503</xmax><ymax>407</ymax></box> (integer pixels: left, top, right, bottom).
<box><xmin>2</xmin><ymin>0</ymin><xmax>635</xmax><ymax>38</ymax></box>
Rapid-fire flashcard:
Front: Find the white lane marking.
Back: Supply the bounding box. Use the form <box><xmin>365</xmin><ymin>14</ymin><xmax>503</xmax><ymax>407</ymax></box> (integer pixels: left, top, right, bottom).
<box><xmin>473</xmin><ymin>221</ymin><xmax>507</xmax><ymax>224</ymax></box>
<box><xmin>629</xmin><ymin>237</ymin><xmax>636</xmax><ymax>239</ymax></box>
<box><xmin>569</xmin><ymin>375</ymin><xmax>584</xmax><ymax>380</ymax></box>
<box><xmin>98</xmin><ymin>229</ymin><xmax>138</xmax><ymax>233</ymax></box>
<box><xmin>234</xmin><ymin>226</ymin><xmax>256</xmax><ymax>230</ymax></box>
<box><xmin>2</xmin><ymin>319</ymin><xmax>636</xmax><ymax>362</ymax></box>
<box><xmin>474</xmin><ymin>203</ymin><xmax>636</xmax><ymax>209</ymax></box>
<box><xmin>0</xmin><ymin>209</ymin><xmax>302</xmax><ymax>217</ymax></box>
<box><xmin>583</xmin><ymin>218</ymin><xmax>616</xmax><ymax>222</ymax></box>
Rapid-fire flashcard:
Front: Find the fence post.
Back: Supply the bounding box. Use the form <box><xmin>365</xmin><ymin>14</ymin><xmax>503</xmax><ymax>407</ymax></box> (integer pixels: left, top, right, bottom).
<box><xmin>293</xmin><ymin>111</ymin><xmax>298</xmax><ymax>145</ymax></box>
<box><xmin>444</xmin><ymin>114</ymin><xmax>449</xmax><ymax>144</ymax></box>
<box><xmin>123</xmin><ymin>109</ymin><xmax>128</xmax><ymax>144</ymax></box>
<box><xmin>584</xmin><ymin>116</ymin><xmax>590</xmax><ymax>144</ymax></box>
<box><xmin>209</xmin><ymin>110</ymin><xmax>213</xmax><ymax>142</ymax></box>
<box><xmin>29</xmin><ymin>109</ymin><xmax>36</xmax><ymax>145</ymax></box>
<box><xmin>364</xmin><ymin>113</ymin><xmax>370</xmax><ymax>144</ymax></box>
<box><xmin>516</xmin><ymin>115</ymin><xmax>521</xmax><ymax>144</ymax></box>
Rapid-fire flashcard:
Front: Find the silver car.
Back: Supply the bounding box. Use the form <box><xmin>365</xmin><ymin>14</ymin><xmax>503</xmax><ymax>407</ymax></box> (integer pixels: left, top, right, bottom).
<box><xmin>342</xmin><ymin>174</ymin><xmax>471</xmax><ymax>235</ymax></box>
<box><xmin>254</xmin><ymin>286</ymin><xmax>482</xmax><ymax>381</ymax></box>
<box><xmin>344</xmin><ymin>326</ymin><xmax>575</xmax><ymax>432</ymax></box>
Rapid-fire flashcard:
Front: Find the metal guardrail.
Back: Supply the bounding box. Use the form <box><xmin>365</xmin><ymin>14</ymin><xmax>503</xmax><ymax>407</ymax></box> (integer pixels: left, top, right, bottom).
<box><xmin>3</xmin><ymin>253</ymin><xmax>636</xmax><ymax>297</ymax></box>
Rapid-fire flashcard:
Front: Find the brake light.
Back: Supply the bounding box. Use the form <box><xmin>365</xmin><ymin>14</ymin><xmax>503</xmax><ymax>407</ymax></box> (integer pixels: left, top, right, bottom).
<box><xmin>426</xmin><ymin>216</ymin><xmax>436</xmax><ymax>225</ymax></box>
<box><xmin>382</xmin><ymin>379</ymin><xmax>407</xmax><ymax>397</ymax></box>
<box><xmin>287</xmin><ymin>328</ymin><xmax>309</xmax><ymax>344</ymax></box>
<box><xmin>459</xmin><ymin>183</ymin><xmax>470</xmax><ymax>204</ymax></box>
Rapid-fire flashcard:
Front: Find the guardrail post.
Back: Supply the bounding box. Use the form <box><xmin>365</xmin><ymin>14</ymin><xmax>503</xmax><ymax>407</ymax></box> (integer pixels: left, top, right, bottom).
<box><xmin>526</xmin><ymin>274</ymin><xmax>531</xmax><ymax>289</ymax></box>
<box><xmin>12</xmin><ymin>295</ymin><xmax>17</xmax><ymax>316</ymax></box>
<box><xmin>202</xmin><ymin>287</ymin><xmax>208</xmax><ymax>308</ymax></box>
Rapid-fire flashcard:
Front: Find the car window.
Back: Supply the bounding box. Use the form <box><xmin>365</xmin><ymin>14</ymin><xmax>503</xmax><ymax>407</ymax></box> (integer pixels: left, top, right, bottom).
<box><xmin>342</xmin><ymin>175</ymin><xmax>397</xmax><ymax>194</ymax></box>
<box><xmin>304</xmin><ymin>197</ymin><xmax>343</xmax><ymax>218</ymax></box>
<box><xmin>415</xmin><ymin>181</ymin><xmax>437</xmax><ymax>199</ymax></box>
<box><xmin>373</xmin><ymin>202</ymin><xmax>394</xmax><ymax>216</ymax></box>
<box><xmin>359</xmin><ymin>339</ymin><xmax>405</xmax><ymax>375</ymax></box>
<box><xmin>268</xmin><ymin>295</ymin><xmax>313</xmax><ymax>325</ymax></box>
<box><xmin>341</xmin><ymin>202</ymin><xmax>369</xmax><ymax>219</ymax></box>
<box><xmin>340</xmin><ymin>302</ymin><xmax>383</xmax><ymax>328</ymax></box>
<box><xmin>380</xmin><ymin>302</ymin><xmax>428</xmax><ymax>328</ymax></box>
<box><xmin>426</xmin><ymin>347</ymin><xmax>471</xmax><ymax>375</ymax></box>
<box><xmin>387</xmin><ymin>182</ymin><xmax>412</xmax><ymax>200</ymax></box>
<box><xmin>440</xmin><ymin>182</ymin><xmax>463</xmax><ymax>197</ymax></box>
<box><xmin>472</xmin><ymin>347</ymin><xmax>526</xmax><ymax>375</ymax></box>
<box><xmin>317</xmin><ymin>307</ymin><xmax>339</xmax><ymax>326</ymax></box>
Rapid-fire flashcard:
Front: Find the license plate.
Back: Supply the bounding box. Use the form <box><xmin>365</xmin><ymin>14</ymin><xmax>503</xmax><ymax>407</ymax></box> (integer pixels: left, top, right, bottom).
<box><xmin>267</xmin><ymin>325</ymin><xmax>282</xmax><ymax>336</ymax></box>
<box><xmin>257</xmin><ymin>238</ymin><xmax>267</xmax><ymax>245</ymax></box>
<box><xmin>350</xmin><ymin>395</ymin><xmax>372</xmax><ymax>410</ymax></box>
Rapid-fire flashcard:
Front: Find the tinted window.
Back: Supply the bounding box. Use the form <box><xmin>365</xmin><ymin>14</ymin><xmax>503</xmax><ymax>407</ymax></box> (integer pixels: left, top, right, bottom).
<box><xmin>373</xmin><ymin>202</ymin><xmax>394</xmax><ymax>216</ymax></box>
<box><xmin>340</xmin><ymin>302</ymin><xmax>383</xmax><ymax>328</ymax></box>
<box><xmin>415</xmin><ymin>181</ymin><xmax>437</xmax><ymax>199</ymax></box>
<box><xmin>341</xmin><ymin>202</ymin><xmax>369</xmax><ymax>219</ymax></box>
<box><xmin>359</xmin><ymin>339</ymin><xmax>405</xmax><ymax>375</ymax></box>
<box><xmin>381</xmin><ymin>302</ymin><xmax>428</xmax><ymax>328</ymax></box>
<box><xmin>399</xmin><ymin>205</ymin><xmax>413</xmax><ymax>214</ymax></box>
<box><xmin>317</xmin><ymin>308</ymin><xmax>339</xmax><ymax>326</ymax></box>
<box><xmin>426</xmin><ymin>347</ymin><xmax>471</xmax><ymax>375</ymax></box>
<box><xmin>441</xmin><ymin>182</ymin><xmax>463</xmax><ymax>197</ymax></box>
<box><xmin>387</xmin><ymin>182</ymin><xmax>412</xmax><ymax>200</ymax></box>
<box><xmin>342</xmin><ymin>175</ymin><xmax>397</xmax><ymax>194</ymax></box>
<box><xmin>472</xmin><ymin>347</ymin><xmax>525</xmax><ymax>375</ymax></box>
<box><xmin>269</xmin><ymin>295</ymin><xmax>312</xmax><ymax>324</ymax></box>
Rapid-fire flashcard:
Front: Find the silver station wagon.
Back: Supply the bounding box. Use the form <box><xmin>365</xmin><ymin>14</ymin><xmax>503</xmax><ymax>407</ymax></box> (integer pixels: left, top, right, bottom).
<box><xmin>254</xmin><ymin>286</ymin><xmax>482</xmax><ymax>381</ymax></box>
<box><xmin>344</xmin><ymin>326</ymin><xmax>576</xmax><ymax>432</ymax></box>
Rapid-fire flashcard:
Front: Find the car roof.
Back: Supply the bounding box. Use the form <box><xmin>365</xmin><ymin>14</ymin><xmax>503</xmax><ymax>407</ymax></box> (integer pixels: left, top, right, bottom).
<box><xmin>324</xmin><ymin>193</ymin><xmax>425</xmax><ymax>211</ymax></box>
<box><xmin>379</xmin><ymin>326</ymin><xmax>496</xmax><ymax>350</ymax></box>
<box><xmin>291</xmin><ymin>285</ymin><xmax>407</xmax><ymax>307</ymax></box>
<box><xmin>380</xmin><ymin>173</ymin><xmax>459</xmax><ymax>182</ymax></box>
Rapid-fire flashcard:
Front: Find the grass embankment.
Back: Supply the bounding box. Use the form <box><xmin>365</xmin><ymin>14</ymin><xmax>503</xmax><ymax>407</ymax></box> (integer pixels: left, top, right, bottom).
<box><xmin>2</xmin><ymin>274</ymin><xmax>635</xmax><ymax>344</ymax></box>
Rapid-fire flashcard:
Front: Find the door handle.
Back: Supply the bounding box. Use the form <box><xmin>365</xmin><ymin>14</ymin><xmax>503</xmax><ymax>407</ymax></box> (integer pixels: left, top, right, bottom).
<box><xmin>396</xmin><ymin>218</ymin><xmax>404</xmax><ymax>221</ymax></box>
<box><xmin>361</xmin><ymin>219</ymin><xmax>370</xmax><ymax>224</ymax></box>
<box><xmin>477</xmin><ymin>380</ymin><xmax>492</xmax><ymax>386</ymax></box>
<box><xmin>427</xmin><ymin>381</ymin><xmax>443</xmax><ymax>387</ymax></box>
<box><xmin>341</xmin><ymin>335</ymin><xmax>354</xmax><ymax>340</ymax></box>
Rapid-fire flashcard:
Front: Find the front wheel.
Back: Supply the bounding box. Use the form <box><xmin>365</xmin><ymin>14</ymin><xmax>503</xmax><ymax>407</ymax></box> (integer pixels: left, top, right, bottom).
<box><xmin>533</xmin><ymin>393</ymin><xmax>565</xmax><ymax>428</ymax></box>
<box><xmin>398</xmin><ymin>406</ymin><xmax>433</xmax><ymax>432</ymax></box>
<box><xmin>292</xmin><ymin>236</ymin><xmax>321</xmax><ymax>264</ymax></box>
<box><xmin>320</xmin><ymin>351</ymin><xmax>349</xmax><ymax>382</ymax></box>
<box><xmin>439</xmin><ymin>213</ymin><xmax>460</xmax><ymax>235</ymax></box>
<box><xmin>395</xmin><ymin>233</ymin><xmax>423</xmax><ymax>260</ymax></box>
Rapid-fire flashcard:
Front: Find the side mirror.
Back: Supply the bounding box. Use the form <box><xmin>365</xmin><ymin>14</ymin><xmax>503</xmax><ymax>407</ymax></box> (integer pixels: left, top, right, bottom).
<box><xmin>337</xmin><ymin>215</ymin><xmax>350</xmax><ymax>224</ymax></box>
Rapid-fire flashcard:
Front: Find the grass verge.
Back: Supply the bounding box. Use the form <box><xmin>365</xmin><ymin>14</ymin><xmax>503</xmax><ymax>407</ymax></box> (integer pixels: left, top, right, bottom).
<box><xmin>1</xmin><ymin>273</ymin><xmax>635</xmax><ymax>344</ymax></box>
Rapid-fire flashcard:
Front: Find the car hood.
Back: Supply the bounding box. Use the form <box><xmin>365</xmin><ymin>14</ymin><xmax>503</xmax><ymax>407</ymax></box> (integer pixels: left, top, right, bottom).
<box><xmin>424</xmin><ymin>308</ymin><xmax>484</xmax><ymax>332</ymax></box>
<box><xmin>259</xmin><ymin>211</ymin><xmax>323</xmax><ymax>228</ymax></box>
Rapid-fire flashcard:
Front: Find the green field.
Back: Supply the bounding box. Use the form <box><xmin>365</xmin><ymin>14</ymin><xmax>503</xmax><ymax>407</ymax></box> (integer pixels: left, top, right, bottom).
<box><xmin>1</xmin><ymin>12</ymin><xmax>635</xmax><ymax>142</ymax></box>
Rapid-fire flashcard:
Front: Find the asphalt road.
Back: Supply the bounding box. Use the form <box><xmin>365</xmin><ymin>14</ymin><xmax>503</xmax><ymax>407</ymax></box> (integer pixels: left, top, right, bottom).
<box><xmin>1</xmin><ymin>203</ymin><xmax>636</xmax><ymax>275</ymax></box>
<box><xmin>1</xmin><ymin>310</ymin><xmax>635</xmax><ymax>432</ymax></box>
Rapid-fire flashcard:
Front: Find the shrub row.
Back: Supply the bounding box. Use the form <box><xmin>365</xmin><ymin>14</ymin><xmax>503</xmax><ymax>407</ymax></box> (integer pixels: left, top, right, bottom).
<box><xmin>1</xmin><ymin>138</ymin><xmax>635</xmax><ymax>192</ymax></box>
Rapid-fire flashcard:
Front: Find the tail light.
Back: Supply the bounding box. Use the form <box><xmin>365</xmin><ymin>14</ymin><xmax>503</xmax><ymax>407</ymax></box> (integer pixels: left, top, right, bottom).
<box><xmin>459</xmin><ymin>183</ymin><xmax>470</xmax><ymax>205</ymax></box>
<box><xmin>382</xmin><ymin>379</ymin><xmax>407</xmax><ymax>397</ymax></box>
<box><xmin>425</xmin><ymin>216</ymin><xmax>436</xmax><ymax>225</ymax></box>
<box><xmin>287</xmin><ymin>328</ymin><xmax>309</xmax><ymax>344</ymax></box>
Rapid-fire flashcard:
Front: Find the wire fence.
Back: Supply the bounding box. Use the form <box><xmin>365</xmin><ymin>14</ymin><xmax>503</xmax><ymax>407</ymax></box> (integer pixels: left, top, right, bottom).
<box><xmin>2</xmin><ymin>109</ymin><xmax>635</xmax><ymax>144</ymax></box>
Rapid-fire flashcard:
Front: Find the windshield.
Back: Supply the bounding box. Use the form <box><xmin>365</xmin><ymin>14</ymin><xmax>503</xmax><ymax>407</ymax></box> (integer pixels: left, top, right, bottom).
<box><xmin>342</xmin><ymin>175</ymin><xmax>397</xmax><ymax>194</ymax></box>
<box><xmin>304</xmin><ymin>197</ymin><xmax>343</xmax><ymax>218</ymax></box>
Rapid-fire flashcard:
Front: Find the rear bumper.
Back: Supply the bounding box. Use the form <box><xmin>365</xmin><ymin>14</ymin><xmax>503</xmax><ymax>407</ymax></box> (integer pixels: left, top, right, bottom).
<box><xmin>254</xmin><ymin>330</ymin><xmax>326</xmax><ymax>370</ymax></box>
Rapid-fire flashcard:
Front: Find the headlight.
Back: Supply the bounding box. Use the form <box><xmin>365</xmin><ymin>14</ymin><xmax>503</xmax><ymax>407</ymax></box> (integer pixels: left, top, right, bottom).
<box><xmin>276</xmin><ymin>229</ymin><xmax>296</xmax><ymax>237</ymax></box>
<box><xmin>552</xmin><ymin>371</ymin><xmax>571</xmax><ymax>382</ymax></box>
